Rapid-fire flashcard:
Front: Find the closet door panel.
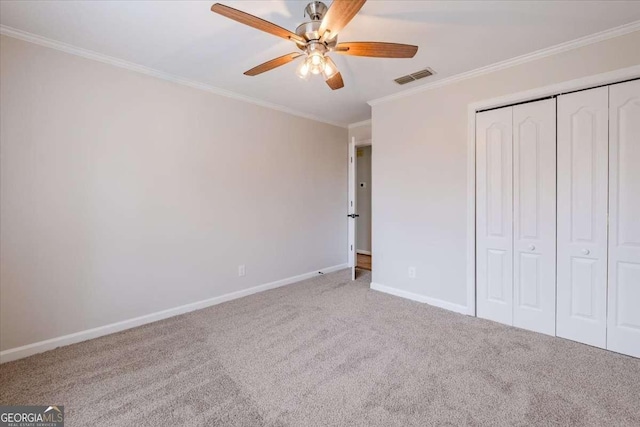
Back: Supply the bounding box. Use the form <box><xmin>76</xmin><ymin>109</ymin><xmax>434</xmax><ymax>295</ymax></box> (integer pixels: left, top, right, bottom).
<box><xmin>557</xmin><ymin>87</ymin><xmax>608</xmax><ymax>348</ymax></box>
<box><xmin>608</xmin><ymin>79</ymin><xmax>640</xmax><ymax>358</ymax></box>
<box><xmin>476</xmin><ymin>107</ymin><xmax>513</xmax><ymax>326</ymax></box>
<box><xmin>512</xmin><ymin>99</ymin><xmax>556</xmax><ymax>335</ymax></box>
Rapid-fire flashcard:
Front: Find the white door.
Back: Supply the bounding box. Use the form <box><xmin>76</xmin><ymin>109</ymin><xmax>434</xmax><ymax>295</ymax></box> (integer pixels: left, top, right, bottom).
<box><xmin>556</xmin><ymin>87</ymin><xmax>609</xmax><ymax>348</ymax></box>
<box><xmin>512</xmin><ymin>99</ymin><xmax>556</xmax><ymax>335</ymax></box>
<box><xmin>476</xmin><ymin>107</ymin><xmax>513</xmax><ymax>326</ymax></box>
<box><xmin>348</xmin><ymin>137</ymin><xmax>357</xmax><ymax>280</ymax></box>
<box><xmin>608</xmin><ymin>80</ymin><xmax>640</xmax><ymax>358</ymax></box>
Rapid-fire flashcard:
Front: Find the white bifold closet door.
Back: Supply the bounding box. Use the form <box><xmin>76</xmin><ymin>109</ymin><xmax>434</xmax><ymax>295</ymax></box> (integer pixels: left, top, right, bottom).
<box><xmin>476</xmin><ymin>99</ymin><xmax>556</xmax><ymax>334</ymax></box>
<box><xmin>607</xmin><ymin>79</ymin><xmax>640</xmax><ymax>358</ymax></box>
<box><xmin>556</xmin><ymin>87</ymin><xmax>609</xmax><ymax>348</ymax></box>
<box><xmin>476</xmin><ymin>107</ymin><xmax>513</xmax><ymax>326</ymax></box>
<box><xmin>512</xmin><ymin>99</ymin><xmax>556</xmax><ymax>335</ymax></box>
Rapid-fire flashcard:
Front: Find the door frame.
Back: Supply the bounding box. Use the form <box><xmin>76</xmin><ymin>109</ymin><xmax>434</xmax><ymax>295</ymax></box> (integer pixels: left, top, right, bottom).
<box><xmin>465</xmin><ymin>64</ymin><xmax>640</xmax><ymax>317</ymax></box>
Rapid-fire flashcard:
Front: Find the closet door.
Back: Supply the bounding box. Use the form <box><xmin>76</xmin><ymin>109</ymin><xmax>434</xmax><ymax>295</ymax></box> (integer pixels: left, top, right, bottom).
<box><xmin>608</xmin><ymin>80</ymin><xmax>640</xmax><ymax>358</ymax></box>
<box><xmin>476</xmin><ymin>107</ymin><xmax>513</xmax><ymax>326</ymax></box>
<box><xmin>556</xmin><ymin>87</ymin><xmax>609</xmax><ymax>348</ymax></box>
<box><xmin>512</xmin><ymin>99</ymin><xmax>556</xmax><ymax>335</ymax></box>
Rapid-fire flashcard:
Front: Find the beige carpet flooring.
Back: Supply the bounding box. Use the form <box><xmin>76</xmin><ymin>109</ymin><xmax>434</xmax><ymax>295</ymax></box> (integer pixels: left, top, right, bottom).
<box><xmin>1</xmin><ymin>269</ymin><xmax>640</xmax><ymax>426</ymax></box>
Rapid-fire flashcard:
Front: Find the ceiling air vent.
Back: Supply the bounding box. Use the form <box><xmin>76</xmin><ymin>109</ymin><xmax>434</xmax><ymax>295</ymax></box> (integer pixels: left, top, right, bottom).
<box><xmin>394</xmin><ymin>68</ymin><xmax>435</xmax><ymax>85</ymax></box>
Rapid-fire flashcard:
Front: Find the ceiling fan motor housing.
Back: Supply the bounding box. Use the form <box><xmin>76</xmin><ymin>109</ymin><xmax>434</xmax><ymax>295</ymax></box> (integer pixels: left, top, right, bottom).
<box><xmin>304</xmin><ymin>1</ymin><xmax>328</xmax><ymax>21</ymax></box>
<box><xmin>296</xmin><ymin>2</ymin><xmax>337</xmax><ymax>52</ymax></box>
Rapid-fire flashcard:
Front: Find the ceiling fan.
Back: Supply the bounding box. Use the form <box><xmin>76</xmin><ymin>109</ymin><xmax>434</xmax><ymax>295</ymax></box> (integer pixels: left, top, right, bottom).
<box><xmin>211</xmin><ymin>0</ymin><xmax>418</xmax><ymax>90</ymax></box>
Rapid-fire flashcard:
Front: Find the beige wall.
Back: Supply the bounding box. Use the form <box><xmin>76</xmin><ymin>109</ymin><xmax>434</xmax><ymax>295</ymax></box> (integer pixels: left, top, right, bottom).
<box><xmin>348</xmin><ymin>121</ymin><xmax>372</xmax><ymax>143</ymax></box>
<box><xmin>372</xmin><ymin>31</ymin><xmax>640</xmax><ymax>308</ymax></box>
<box><xmin>0</xmin><ymin>35</ymin><xmax>348</xmax><ymax>352</ymax></box>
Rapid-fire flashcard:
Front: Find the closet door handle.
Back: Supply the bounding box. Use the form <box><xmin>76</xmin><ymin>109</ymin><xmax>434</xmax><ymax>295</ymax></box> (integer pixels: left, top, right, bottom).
<box><xmin>528</xmin><ymin>245</ymin><xmax>536</xmax><ymax>251</ymax></box>
<box><xmin>582</xmin><ymin>249</ymin><xmax>590</xmax><ymax>255</ymax></box>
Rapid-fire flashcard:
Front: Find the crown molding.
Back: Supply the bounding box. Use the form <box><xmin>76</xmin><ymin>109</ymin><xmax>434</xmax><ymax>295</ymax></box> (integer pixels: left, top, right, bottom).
<box><xmin>0</xmin><ymin>25</ymin><xmax>347</xmax><ymax>129</ymax></box>
<box><xmin>348</xmin><ymin>119</ymin><xmax>372</xmax><ymax>129</ymax></box>
<box><xmin>368</xmin><ymin>20</ymin><xmax>640</xmax><ymax>107</ymax></box>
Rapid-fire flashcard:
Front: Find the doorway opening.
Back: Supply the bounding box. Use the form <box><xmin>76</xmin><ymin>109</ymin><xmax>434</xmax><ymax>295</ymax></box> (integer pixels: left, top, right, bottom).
<box><xmin>356</xmin><ymin>145</ymin><xmax>372</xmax><ymax>272</ymax></box>
<box><xmin>348</xmin><ymin>137</ymin><xmax>372</xmax><ymax>279</ymax></box>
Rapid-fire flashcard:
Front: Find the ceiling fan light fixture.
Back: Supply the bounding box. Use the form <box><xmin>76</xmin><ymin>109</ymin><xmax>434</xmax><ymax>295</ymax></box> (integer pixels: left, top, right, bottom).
<box><xmin>309</xmin><ymin>51</ymin><xmax>324</xmax><ymax>66</ymax></box>
<box><xmin>306</xmin><ymin>52</ymin><xmax>326</xmax><ymax>75</ymax></box>
<box><xmin>310</xmin><ymin>64</ymin><xmax>324</xmax><ymax>75</ymax></box>
<box><xmin>296</xmin><ymin>60</ymin><xmax>311</xmax><ymax>80</ymax></box>
<box><xmin>322</xmin><ymin>56</ymin><xmax>339</xmax><ymax>80</ymax></box>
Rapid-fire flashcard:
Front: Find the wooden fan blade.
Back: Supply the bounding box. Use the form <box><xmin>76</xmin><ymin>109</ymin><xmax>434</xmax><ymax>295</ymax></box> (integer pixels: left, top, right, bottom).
<box><xmin>335</xmin><ymin>42</ymin><xmax>418</xmax><ymax>58</ymax></box>
<box><xmin>319</xmin><ymin>0</ymin><xmax>367</xmax><ymax>39</ymax></box>
<box><xmin>326</xmin><ymin>72</ymin><xmax>344</xmax><ymax>90</ymax></box>
<box><xmin>244</xmin><ymin>53</ymin><xmax>303</xmax><ymax>76</ymax></box>
<box><xmin>211</xmin><ymin>3</ymin><xmax>305</xmax><ymax>44</ymax></box>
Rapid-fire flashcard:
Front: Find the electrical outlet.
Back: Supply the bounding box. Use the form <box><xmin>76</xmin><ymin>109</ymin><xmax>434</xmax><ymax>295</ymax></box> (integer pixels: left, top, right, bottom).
<box><xmin>408</xmin><ymin>267</ymin><xmax>416</xmax><ymax>279</ymax></box>
<box><xmin>238</xmin><ymin>265</ymin><xmax>246</xmax><ymax>277</ymax></box>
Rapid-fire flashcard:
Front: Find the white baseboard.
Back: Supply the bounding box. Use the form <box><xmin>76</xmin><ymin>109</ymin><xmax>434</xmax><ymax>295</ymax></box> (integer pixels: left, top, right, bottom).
<box><xmin>0</xmin><ymin>263</ymin><xmax>348</xmax><ymax>364</ymax></box>
<box><xmin>356</xmin><ymin>250</ymin><xmax>372</xmax><ymax>255</ymax></box>
<box><xmin>370</xmin><ymin>282</ymin><xmax>469</xmax><ymax>315</ymax></box>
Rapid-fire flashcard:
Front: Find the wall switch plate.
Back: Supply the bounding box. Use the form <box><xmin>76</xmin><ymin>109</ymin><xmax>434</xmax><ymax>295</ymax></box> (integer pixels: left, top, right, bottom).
<box><xmin>408</xmin><ymin>267</ymin><xmax>416</xmax><ymax>279</ymax></box>
<box><xmin>238</xmin><ymin>265</ymin><xmax>246</xmax><ymax>277</ymax></box>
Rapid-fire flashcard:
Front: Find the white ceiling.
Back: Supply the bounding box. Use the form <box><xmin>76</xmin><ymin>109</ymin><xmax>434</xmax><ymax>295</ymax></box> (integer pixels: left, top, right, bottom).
<box><xmin>2</xmin><ymin>1</ymin><xmax>640</xmax><ymax>126</ymax></box>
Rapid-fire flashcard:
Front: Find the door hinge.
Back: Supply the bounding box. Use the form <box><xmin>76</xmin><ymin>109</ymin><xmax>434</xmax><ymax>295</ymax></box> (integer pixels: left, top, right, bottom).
<box><xmin>351</xmin><ymin>156</ymin><xmax>353</xmax><ymax>163</ymax></box>
<box><xmin>351</xmin><ymin>245</ymin><xmax>353</xmax><ymax>251</ymax></box>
